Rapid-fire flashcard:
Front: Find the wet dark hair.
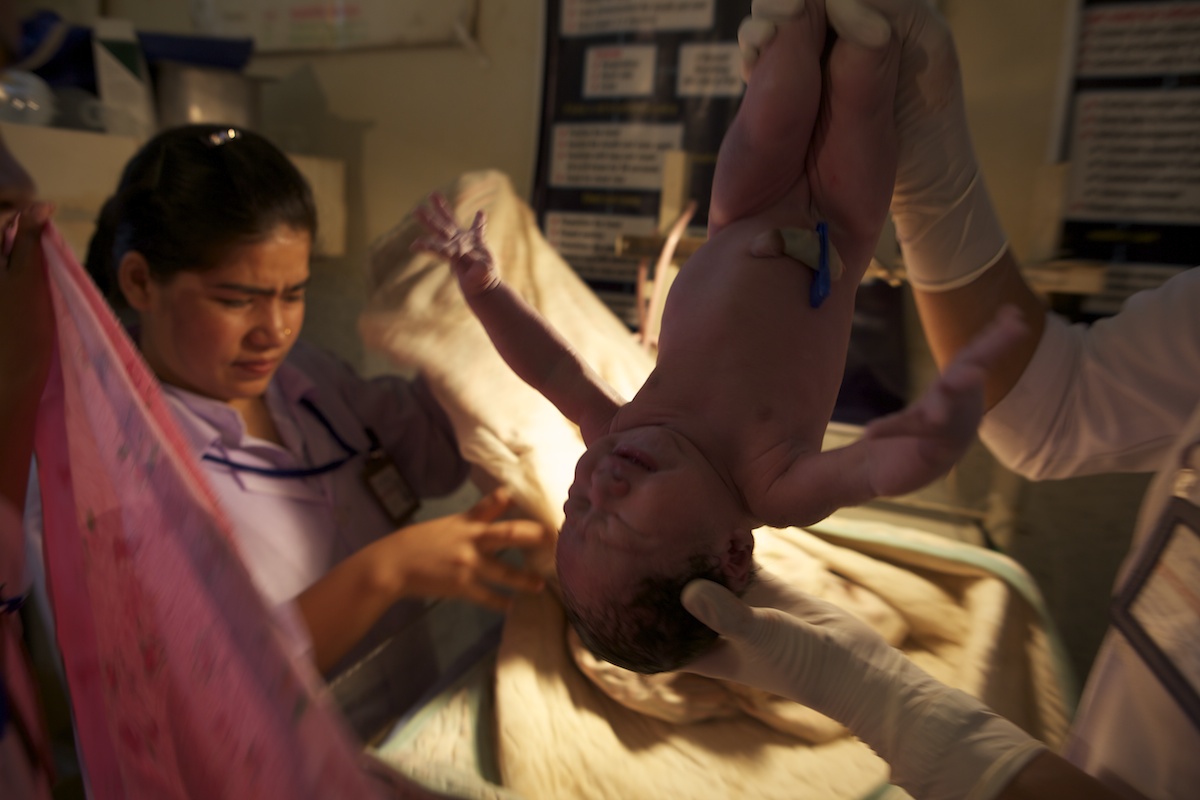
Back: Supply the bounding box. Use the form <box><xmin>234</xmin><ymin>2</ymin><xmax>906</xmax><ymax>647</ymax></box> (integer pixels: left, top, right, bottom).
<box><xmin>84</xmin><ymin>124</ymin><xmax>317</xmax><ymax>308</ymax></box>
<box><xmin>561</xmin><ymin>554</ymin><xmax>740</xmax><ymax>675</ymax></box>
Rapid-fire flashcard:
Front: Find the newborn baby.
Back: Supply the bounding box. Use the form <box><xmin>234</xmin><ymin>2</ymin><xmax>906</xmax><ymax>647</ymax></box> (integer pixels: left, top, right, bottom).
<box><xmin>415</xmin><ymin>3</ymin><xmax>1023</xmax><ymax>673</ymax></box>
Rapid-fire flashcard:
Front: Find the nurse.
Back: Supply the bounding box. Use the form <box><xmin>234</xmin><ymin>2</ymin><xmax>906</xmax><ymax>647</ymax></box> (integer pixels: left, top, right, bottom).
<box><xmin>71</xmin><ymin>124</ymin><xmax>551</xmax><ymax>687</ymax></box>
<box><xmin>684</xmin><ymin>1</ymin><xmax>1197</xmax><ymax>799</ymax></box>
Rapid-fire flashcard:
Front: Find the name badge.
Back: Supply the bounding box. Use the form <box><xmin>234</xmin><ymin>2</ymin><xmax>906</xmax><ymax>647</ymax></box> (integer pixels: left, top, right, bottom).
<box><xmin>361</xmin><ymin>448</ymin><xmax>420</xmax><ymax>527</ymax></box>
<box><xmin>1112</xmin><ymin>495</ymin><xmax>1200</xmax><ymax>733</ymax></box>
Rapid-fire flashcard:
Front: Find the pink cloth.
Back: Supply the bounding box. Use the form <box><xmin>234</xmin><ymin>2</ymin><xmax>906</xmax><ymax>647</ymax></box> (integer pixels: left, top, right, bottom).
<box><xmin>31</xmin><ymin>223</ymin><xmax>405</xmax><ymax>798</ymax></box>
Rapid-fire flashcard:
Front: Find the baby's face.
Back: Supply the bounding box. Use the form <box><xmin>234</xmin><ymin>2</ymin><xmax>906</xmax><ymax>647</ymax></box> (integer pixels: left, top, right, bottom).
<box><xmin>556</xmin><ymin>426</ymin><xmax>742</xmax><ymax>606</ymax></box>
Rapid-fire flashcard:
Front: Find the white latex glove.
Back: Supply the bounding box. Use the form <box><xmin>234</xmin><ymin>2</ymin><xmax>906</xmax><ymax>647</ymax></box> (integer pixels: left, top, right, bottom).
<box><xmin>739</xmin><ymin>0</ymin><xmax>808</xmax><ymax>81</ymax></box>
<box><xmin>739</xmin><ymin>0</ymin><xmax>1008</xmax><ymax>291</ymax></box>
<box><xmin>681</xmin><ymin>579</ymin><xmax>1046</xmax><ymax>800</ymax></box>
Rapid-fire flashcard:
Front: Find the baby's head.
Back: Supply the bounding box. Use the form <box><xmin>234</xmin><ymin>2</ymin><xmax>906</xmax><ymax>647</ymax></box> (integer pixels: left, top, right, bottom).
<box><xmin>555</xmin><ymin>426</ymin><xmax>755</xmax><ymax>674</ymax></box>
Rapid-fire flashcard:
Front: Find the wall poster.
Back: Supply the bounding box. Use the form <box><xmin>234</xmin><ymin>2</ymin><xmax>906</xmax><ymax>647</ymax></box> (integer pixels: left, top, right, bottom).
<box><xmin>532</xmin><ymin>0</ymin><xmax>744</xmax><ymax>326</ymax></box>
<box><xmin>1056</xmin><ymin>0</ymin><xmax>1200</xmax><ymax>314</ymax></box>
<box><xmin>189</xmin><ymin>0</ymin><xmax>477</xmax><ymax>52</ymax></box>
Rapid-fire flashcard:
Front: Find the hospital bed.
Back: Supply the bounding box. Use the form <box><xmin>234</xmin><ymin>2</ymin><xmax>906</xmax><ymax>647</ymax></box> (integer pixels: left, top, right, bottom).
<box><xmin>354</xmin><ymin>170</ymin><xmax>1077</xmax><ymax>800</ymax></box>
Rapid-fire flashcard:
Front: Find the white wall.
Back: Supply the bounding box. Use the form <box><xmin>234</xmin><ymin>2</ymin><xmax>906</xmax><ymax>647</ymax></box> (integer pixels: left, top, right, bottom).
<box><xmin>240</xmin><ymin>0</ymin><xmax>546</xmax><ymax>366</ymax></box>
<box><xmin>246</xmin><ymin>1</ymin><xmax>545</xmax><ymax>247</ymax></box>
<box><xmin>948</xmin><ymin>0</ymin><xmax>1075</xmax><ymax>262</ymax></box>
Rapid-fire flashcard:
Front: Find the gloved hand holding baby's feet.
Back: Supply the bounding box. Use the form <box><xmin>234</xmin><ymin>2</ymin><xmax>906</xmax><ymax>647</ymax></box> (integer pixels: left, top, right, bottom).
<box><xmin>739</xmin><ymin>0</ymin><xmax>807</xmax><ymax>81</ymax></box>
<box><xmin>740</xmin><ymin>0</ymin><xmax>894</xmax><ymax>83</ymax></box>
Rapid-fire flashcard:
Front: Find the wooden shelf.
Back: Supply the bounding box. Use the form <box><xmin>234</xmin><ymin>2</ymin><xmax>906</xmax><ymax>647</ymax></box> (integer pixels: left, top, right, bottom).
<box><xmin>1022</xmin><ymin>260</ymin><xmax>1109</xmax><ymax>296</ymax></box>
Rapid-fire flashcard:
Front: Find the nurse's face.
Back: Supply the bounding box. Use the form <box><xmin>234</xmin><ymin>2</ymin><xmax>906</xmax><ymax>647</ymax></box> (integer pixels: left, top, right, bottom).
<box><xmin>122</xmin><ymin>224</ymin><xmax>311</xmax><ymax>404</ymax></box>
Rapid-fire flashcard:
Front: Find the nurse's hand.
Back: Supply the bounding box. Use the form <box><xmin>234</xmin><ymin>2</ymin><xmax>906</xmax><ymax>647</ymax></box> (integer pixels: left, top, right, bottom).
<box><xmin>680</xmin><ymin>579</ymin><xmax>1045</xmax><ymax>800</ymax></box>
<box><xmin>300</xmin><ymin>489</ymin><xmax>550</xmax><ymax>672</ymax></box>
<box><xmin>388</xmin><ymin>488</ymin><xmax>551</xmax><ymax>610</ymax></box>
<box><xmin>0</xmin><ymin>203</ymin><xmax>53</xmax><ymax>386</ymax></box>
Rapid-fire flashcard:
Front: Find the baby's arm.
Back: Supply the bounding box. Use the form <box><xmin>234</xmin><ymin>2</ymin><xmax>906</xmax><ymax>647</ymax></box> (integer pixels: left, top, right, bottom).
<box><xmin>413</xmin><ymin>193</ymin><xmax>623</xmax><ymax>442</ymax></box>
<box><xmin>754</xmin><ymin>309</ymin><xmax>1028</xmax><ymax>525</ymax></box>
<box><xmin>709</xmin><ymin>1</ymin><xmax>824</xmax><ymax>235</ymax></box>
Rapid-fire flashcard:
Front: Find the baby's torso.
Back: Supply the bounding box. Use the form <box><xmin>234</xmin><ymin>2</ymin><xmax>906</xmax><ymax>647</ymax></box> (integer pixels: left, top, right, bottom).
<box><xmin>640</xmin><ymin>214</ymin><xmax>860</xmax><ymax>497</ymax></box>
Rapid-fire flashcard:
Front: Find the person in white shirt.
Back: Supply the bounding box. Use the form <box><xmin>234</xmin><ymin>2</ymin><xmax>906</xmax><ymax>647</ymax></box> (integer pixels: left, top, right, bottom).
<box><xmin>681</xmin><ymin>1</ymin><xmax>1198</xmax><ymax>799</ymax></box>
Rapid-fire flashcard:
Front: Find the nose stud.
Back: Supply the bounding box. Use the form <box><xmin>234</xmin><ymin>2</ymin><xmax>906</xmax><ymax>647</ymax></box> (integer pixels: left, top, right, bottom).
<box><xmin>282</xmin><ymin>327</ymin><xmax>293</xmax><ymax>337</ymax></box>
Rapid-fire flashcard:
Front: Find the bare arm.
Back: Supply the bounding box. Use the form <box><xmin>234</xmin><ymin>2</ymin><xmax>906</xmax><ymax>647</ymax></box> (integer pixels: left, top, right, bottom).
<box><xmin>294</xmin><ymin>541</ymin><xmax>403</xmax><ymax>673</ymax></box>
<box><xmin>413</xmin><ymin>193</ymin><xmax>623</xmax><ymax>442</ymax></box>
<box><xmin>0</xmin><ymin>379</ymin><xmax>40</xmax><ymax>509</ymax></box>
<box><xmin>0</xmin><ymin>205</ymin><xmax>53</xmax><ymax>511</ymax></box>
<box><xmin>912</xmin><ymin>248</ymin><xmax>1048</xmax><ymax>409</ymax></box>
<box><xmin>461</xmin><ymin>280</ymin><xmax>624</xmax><ymax>443</ymax></box>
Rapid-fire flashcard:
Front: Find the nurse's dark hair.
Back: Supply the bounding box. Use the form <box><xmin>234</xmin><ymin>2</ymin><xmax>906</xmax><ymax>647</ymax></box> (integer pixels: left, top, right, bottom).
<box><xmin>84</xmin><ymin>124</ymin><xmax>317</xmax><ymax>308</ymax></box>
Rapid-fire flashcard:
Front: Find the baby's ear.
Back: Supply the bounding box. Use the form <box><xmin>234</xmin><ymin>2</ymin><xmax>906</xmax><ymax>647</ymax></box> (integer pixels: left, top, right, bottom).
<box><xmin>720</xmin><ymin>527</ymin><xmax>756</xmax><ymax>592</ymax></box>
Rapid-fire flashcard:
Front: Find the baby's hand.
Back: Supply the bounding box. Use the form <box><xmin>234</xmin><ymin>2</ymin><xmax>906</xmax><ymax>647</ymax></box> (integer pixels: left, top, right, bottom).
<box><xmin>862</xmin><ymin>306</ymin><xmax>1027</xmax><ymax>496</ymax></box>
<box><xmin>412</xmin><ymin>192</ymin><xmax>501</xmax><ymax>295</ymax></box>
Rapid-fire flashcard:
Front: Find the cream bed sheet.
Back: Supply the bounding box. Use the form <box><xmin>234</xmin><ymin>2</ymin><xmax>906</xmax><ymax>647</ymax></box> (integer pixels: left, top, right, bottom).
<box><xmin>361</xmin><ymin>171</ymin><xmax>1073</xmax><ymax>800</ymax></box>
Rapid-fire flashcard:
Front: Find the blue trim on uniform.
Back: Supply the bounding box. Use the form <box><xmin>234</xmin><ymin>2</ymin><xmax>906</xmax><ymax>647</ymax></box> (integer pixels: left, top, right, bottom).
<box><xmin>201</xmin><ymin>398</ymin><xmax>364</xmax><ymax>479</ymax></box>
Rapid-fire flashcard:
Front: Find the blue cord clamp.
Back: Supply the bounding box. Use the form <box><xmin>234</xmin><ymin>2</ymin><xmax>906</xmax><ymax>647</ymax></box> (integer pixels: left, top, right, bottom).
<box><xmin>810</xmin><ymin>221</ymin><xmax>832</xmax><ymax>308</ymax></box>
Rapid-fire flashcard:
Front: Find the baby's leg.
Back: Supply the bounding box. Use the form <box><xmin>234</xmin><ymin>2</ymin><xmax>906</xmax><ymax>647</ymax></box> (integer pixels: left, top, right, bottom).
<box><xmin>708</xmin><ymin>2</ymin><xmax>826</xmax><ymax>234</ymax></box>
<box><xmin>813</xmin><ymin>15</ymin><xmax>900</xmax><ymax>284</ymax></box>
<box><xmin>735</xmin><ymin>2</ymin><xmax>900</xmax><ymax>288</ymax></box>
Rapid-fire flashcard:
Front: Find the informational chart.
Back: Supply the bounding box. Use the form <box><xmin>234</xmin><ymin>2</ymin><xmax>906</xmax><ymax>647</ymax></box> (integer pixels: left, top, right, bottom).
<box><xmin>533</xmin><ymin>0</ymin><xmax>742</xmax><ymax>325</ymax></box>
<box><xmin>1057</xmin><ymin>0</ymin><xmax>1200</xmax><ymax>313</ymax></box>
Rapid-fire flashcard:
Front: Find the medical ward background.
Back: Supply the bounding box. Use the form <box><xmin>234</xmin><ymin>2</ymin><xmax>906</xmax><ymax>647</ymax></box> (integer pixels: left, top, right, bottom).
<box><xmin>7</xmin><ymin>0</ymin><xmax>1193</xmax><ymax>797</ymax></box>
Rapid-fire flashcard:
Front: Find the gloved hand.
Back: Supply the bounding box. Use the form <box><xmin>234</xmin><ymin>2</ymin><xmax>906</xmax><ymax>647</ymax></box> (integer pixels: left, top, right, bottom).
<box><xmin>681</xmin><ymin>578</ymin><xmax>1046</xmax><ymax>800</ymax></box>
<box><xmin>738</xmin><ymin>0</ymin><xmax>809</xmax><ymax>81</ymax></box>
<box><xmin>740</xmin><ymin>0</ymin><xmax>1009</xmax><ymax>291</ymax></box>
